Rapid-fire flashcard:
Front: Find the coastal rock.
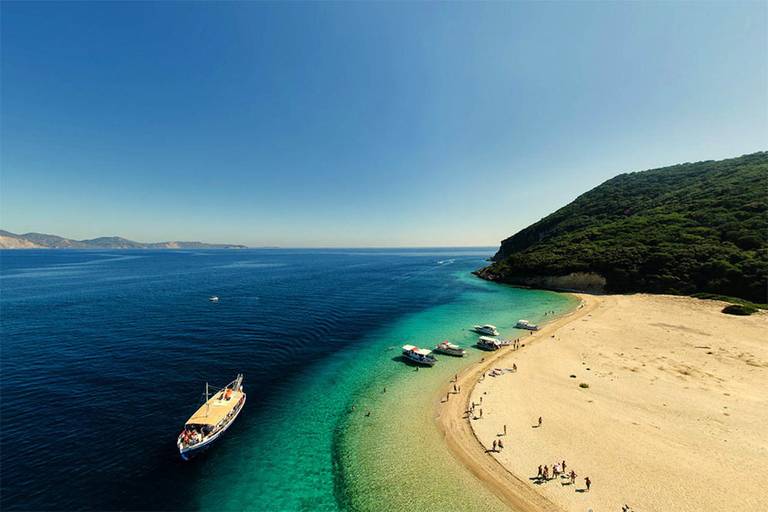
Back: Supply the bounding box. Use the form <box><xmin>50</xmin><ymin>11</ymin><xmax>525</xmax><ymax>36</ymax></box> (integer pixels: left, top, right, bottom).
<box><xmin>0</xmin><ymin>234</ymin><xmax>45</xmax><ymax>249</ymax></box>
<box><xmin>473</xmin><ymin>269</ymin><xmax>607</xmax><ymax>293</ymax></box>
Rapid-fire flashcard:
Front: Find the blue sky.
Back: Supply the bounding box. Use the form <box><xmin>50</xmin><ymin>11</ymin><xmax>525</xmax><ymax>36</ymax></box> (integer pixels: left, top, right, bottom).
<box><xmin>2</xmin><ymin>1</ymin><xmax>765</xmax><ymax>247</ymax></box>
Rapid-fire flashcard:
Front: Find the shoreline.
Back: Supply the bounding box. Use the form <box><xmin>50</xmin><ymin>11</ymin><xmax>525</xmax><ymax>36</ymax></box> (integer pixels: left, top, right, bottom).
<box><xmin>435</xmin><ymin>293</ymin><xmax>594</xmax><ymax>512</ymax></box>
<box><xmin>436</xmin><ymin>292</ymin><xmax>768</xmax><ymax>511</ymax></box>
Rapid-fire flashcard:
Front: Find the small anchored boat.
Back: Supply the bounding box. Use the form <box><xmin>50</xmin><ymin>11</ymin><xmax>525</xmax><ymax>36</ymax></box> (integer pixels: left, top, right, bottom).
<box><xmin>402</xmin><ymin>345</ymin><xmax>437</xmax><ymax>366</ymax></box>
<box><xmin>434</xmin><ymin>340</ymin><xmax>467</xmax><ymax>357</ymax></box>
<box><xmin>177</xmin><ymin>374</ymin><xmax>245</xmax><ymax>461</ymax></box>
<box><xmin>515</xmin><ymin>319</ymin><xmax>540</xmax><ymax>331</ymax></box>
<box><xmin>209</xmin><ymin>296</ymin><xmax>219</xmax><ymax>302</ymax></box>
<box><xmin>477</xmin><ymin>336</ymin><xmax>502</xmax><ymax>351</ymax></box>
<box><xmin>472</xmin><ymin>324</ymin><xmax>499</xmax><ymax>336</ymax></box>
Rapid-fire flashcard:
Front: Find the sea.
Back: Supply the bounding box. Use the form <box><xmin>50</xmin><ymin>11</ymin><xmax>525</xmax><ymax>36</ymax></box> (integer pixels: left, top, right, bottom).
<box><xmin>0</xmin><ymin>248</ymin><xmax>578</xmax><ymax>511</ymax></box>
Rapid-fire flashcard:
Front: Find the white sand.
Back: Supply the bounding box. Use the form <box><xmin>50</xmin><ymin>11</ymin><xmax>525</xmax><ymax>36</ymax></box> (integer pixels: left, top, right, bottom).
<box><xmin>438</xmin><ymin>294</ymin><xmax>768</xmax><ymax>511</ymax></box>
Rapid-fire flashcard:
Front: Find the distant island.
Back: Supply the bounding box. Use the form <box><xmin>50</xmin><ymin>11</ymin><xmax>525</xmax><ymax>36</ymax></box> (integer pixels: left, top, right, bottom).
<box><xmin>0</xmin><ymin>230</ymin><xmax>248</xmax><ymax>250</ymax></box>
<box><xmin>475</xmin><ymin>152</ymin><xmax>767</xmax><ymax>304</ymax></box>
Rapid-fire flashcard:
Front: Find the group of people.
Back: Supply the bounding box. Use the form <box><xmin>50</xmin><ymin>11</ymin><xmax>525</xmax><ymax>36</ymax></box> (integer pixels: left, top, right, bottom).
<box><xmin>181</xmin><ymin>427</ymin><xmax>205</xmax><ymax>446</ymax></box>
<box><xmin>536</xmin><ymin>462</ymin><xmax>590</xmax><ymax>491</ymax></box>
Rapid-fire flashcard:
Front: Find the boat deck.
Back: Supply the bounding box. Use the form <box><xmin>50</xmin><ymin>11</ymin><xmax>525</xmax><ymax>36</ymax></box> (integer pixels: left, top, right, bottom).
<box><xmin>186</xmin><ymin>389</ymin><xmax>245</xmax><ymax>427</ymax></box>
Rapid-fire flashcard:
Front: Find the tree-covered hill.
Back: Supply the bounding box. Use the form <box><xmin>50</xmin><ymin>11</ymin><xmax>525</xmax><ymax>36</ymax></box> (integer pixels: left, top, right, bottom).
<box><xmin>475</xmin><ymin>152</ymin><xmax>767</xmax><ymax>303</ymax></box>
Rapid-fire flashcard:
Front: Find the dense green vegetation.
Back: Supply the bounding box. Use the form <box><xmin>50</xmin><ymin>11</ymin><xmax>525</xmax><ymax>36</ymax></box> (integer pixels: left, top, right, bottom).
<box><xmin>722</xmin><ymin>304</ymin><xmax>758</xmax><ymax>316</ymax></box>
<box><xmin>479</xmin><ymin>152</ymin><xmax>767</xmax><ymax>304</ymax></box>
<box><xmin>689</xmin><ymin>293</ymin><xmax>767</xmax><ymax>310</ymax></box>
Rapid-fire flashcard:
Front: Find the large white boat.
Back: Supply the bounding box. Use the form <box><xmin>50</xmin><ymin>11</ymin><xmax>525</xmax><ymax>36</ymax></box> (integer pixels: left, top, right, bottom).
<box><xmin>477</xmin><ymin>336</ymin><xmax>502</xmax><ymax>351</ymax></box>
<box><xmin>472</xmin><ymin>324</ymin><xmax>499</xmax><ymax>336</ymax></box>
<box><xmin>177</xmin><ymin>374</ymin><xmax>246</xmax><ymax>461</ymax></box>
<box><xmin>516</xmin><ymin>319</ymin><xmax>540</xmax><ymax>331</ymax></box>
<box><xmin>434</xmin><ymin>340</ymin><xmax>466</xmax><ymax>357</ymax></box>
<box><xmin>402</xmin><ymin>345</ymin><xmax>437</xmax><ymax>366</ymax></box>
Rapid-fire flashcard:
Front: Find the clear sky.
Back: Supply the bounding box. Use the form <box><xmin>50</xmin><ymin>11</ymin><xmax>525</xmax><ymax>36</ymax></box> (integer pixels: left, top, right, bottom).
<box><xmin>1</xmin><ymin>1</ymin><xmax>765</xmax><ymax>247</ymax></box>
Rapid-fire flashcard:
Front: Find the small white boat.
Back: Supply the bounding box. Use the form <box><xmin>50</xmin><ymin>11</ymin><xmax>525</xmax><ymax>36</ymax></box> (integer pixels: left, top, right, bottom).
<box><xmin>477</xmin><ymin>336</ymin><xmax>502</xmax><ymax>351</ymax></box>
<box><xmin>516</xmin><ymin>319</ymin><xmax>540</xmax><ymax>331</ymax></box>
<box><xmin>434</xmin><ymin>340</ymin><xmax>466</xmax><ymax>357</ymax></box>
<box><xmin>473</xmin><ymin>324</ymin><xmax>499</xmax><ymax>336</ymax></box>
<box><xmin>209</xmin><ymin>296</ymin><xmax>219</xmax><ymax>302</ymax></box>
<box><xmin>177</xmin><ymin>374</ymin><xmax>246</xmax><ymax>461</ymax></box>
<box><xmin>402</xmin><ymin>345</ymin><xmax>437</xmax><ymax>366</ymax></box>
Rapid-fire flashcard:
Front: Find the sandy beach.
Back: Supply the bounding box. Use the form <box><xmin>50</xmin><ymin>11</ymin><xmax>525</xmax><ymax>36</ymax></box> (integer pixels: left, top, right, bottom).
<box><xmin>437</xmin><ymin>293</ymin><xmax>768</xmax><ymax>511</ymax></box>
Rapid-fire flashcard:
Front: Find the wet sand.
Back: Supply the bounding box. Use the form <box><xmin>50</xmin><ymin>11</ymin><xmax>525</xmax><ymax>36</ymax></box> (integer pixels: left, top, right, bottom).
<box><xmin>437</xmin><ymin>294</ymin><xmax>768</xmax><ymax>511</ymax></box>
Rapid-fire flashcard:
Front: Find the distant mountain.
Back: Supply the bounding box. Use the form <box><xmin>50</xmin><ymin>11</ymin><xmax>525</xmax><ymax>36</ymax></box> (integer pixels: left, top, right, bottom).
<box><xmin>474</xmin><ymin>152</ymin><xmax>767</xmax><ymax>303</ymax></box>
<box><xmin>0</xmin><ymin>231</ymin><xmax>248</xmax><ymax>250</ymax></box>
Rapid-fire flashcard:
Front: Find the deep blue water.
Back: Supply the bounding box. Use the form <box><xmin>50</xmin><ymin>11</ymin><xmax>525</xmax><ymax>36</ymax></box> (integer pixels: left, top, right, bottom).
<box><xmin>0</xmin><ymin>249</ymin><xmax>576</xmax><ymax>511</ymax></box>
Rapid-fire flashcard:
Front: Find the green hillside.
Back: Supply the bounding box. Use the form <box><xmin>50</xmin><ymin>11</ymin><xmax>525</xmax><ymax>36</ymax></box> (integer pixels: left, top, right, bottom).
<box><xmin>476</xmin><ymin>152</ymin><xmax>767</xmax><ymax>303</ymax></box>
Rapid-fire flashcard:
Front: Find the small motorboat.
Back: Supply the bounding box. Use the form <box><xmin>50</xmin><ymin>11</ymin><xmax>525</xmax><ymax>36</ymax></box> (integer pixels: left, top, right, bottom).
<box><xmin>434</xmin><ymin>341</ymin><xmax>466</xmax><ymax>357</ymax></box>
<box><xmin>477</xmin><ymin>336</ymin><xmax>502</xmax><ymax>351</ymax></box>
<box><xmin>209</xmin><ymin>296</ymin><xmax>219</xmax><ymax>302</ymax></box>
<box><xmin>473</xmin><ymin>325</ymin><xmax>499</xmax><ymax>336</ymax></box>
<box><xmin>516</xmin><ymin>319</ymin><xmax>540</xmax><ymax>331</ymax></box>
<box><xmin>402</xmin><ymin>345</ymin><xmax>437</xmax><ymax>366</ymax></box>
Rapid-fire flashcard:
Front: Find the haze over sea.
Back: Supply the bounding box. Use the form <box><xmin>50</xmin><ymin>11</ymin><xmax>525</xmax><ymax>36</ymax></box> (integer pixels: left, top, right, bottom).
<box><xmin>1</xmin><ymin>249</ymin><xmax>577</xmax><ymax>511</ymax></box>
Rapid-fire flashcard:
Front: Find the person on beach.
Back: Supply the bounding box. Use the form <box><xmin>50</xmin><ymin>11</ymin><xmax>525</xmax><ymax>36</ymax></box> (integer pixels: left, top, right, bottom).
<box><xmin>553</xmin><ymin>464</ymin><xmax>560</xmax><ymax>479</ymax></box>
<box><xmin>455</xmin><ymin>374</ymin><xmax>458</xmax><ymax>381</ymax></box>
<box><xmin>562</xmin><ymin>460</ymin><xmax>566</xmax><ymax>472</ymax></box>
<box><xmin>543</xmin><ymin>466</ymin><xmax>549</xmax><ymax>480</ymax></box>
<box><xmin>585</xmin><ymin>476</ymin><xmax>591</xmax><ymax>491</ymax></box>
<box><xmin>503</xmin><ymin>424</ymin><xmax>507</xmax><ymax>435</ymax></box>
<box><xmin>453</xmin><ymin>384</ymin><xmax>457</xmax><ymax>393</ymax></box>
<box><xmin>513</xmin><ymin>363</ymin><xmax>517</xmax><ymax>372</ymax></box>
<box><xmin>498</xmin><ymin>439</ymin><xmax>504</xmax><ymax>449</ymax></box>
<box><xmin>538</xmin><ymin>465</ymin><xmax>543</xmax><ymax>479</ymax></box>
<box><xmin>458</xmin><ymin>385</ymin><xmax>461</xmax><ymax>393</ymax></box>
<box><xmin>537</xmin><ymin>416</ymin><xmax>542</xmax><ymax>427</ymax></box>
<box><xmin>383</xmin><ymin>387</ymin><xmax>386</xmax><ymax>393</ymax></box>
<box><xmin>569</xmin><ymin>470</ymin><xmax>577</xmax><ymax>484</ymax></box>
<box><xmin>492</xmin><ymin>440</ymin><xmax>497</xmax><ymax>451</ymax></box>
<box><xmin>446</xmin><ymin>393</ymin><xmax>449</xmax><ymax>402</ymax></box>
<box><xmin>479</xmin><ymin>408</ymin><xmax>483</xmax><ymax>418</ymax></box>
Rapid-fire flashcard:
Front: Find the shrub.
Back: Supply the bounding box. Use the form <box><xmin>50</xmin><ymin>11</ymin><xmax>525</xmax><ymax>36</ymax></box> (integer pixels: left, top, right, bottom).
<box><xmin>722</xmin><ymin>304</ymin><xmax>758</xmax><ymax>316</ymax></box>
<box><xmin>579</xmin><ymin>383</ymin><xmax>589</xmax><ymax>388</ymax></box>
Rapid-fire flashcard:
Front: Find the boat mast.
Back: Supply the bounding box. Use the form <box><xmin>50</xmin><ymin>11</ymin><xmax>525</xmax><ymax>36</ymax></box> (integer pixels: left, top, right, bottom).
<box><xmin>205</xmin><ymin>382</ymin><xmax>210</xmax><ymax>416</ymax></box>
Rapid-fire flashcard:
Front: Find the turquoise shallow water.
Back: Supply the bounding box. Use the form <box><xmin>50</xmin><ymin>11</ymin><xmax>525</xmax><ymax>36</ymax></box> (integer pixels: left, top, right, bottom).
<box><xmin>197</xmin><ymin>270</ymin><xmax>577</xmax><ymax>511</ymax></box>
